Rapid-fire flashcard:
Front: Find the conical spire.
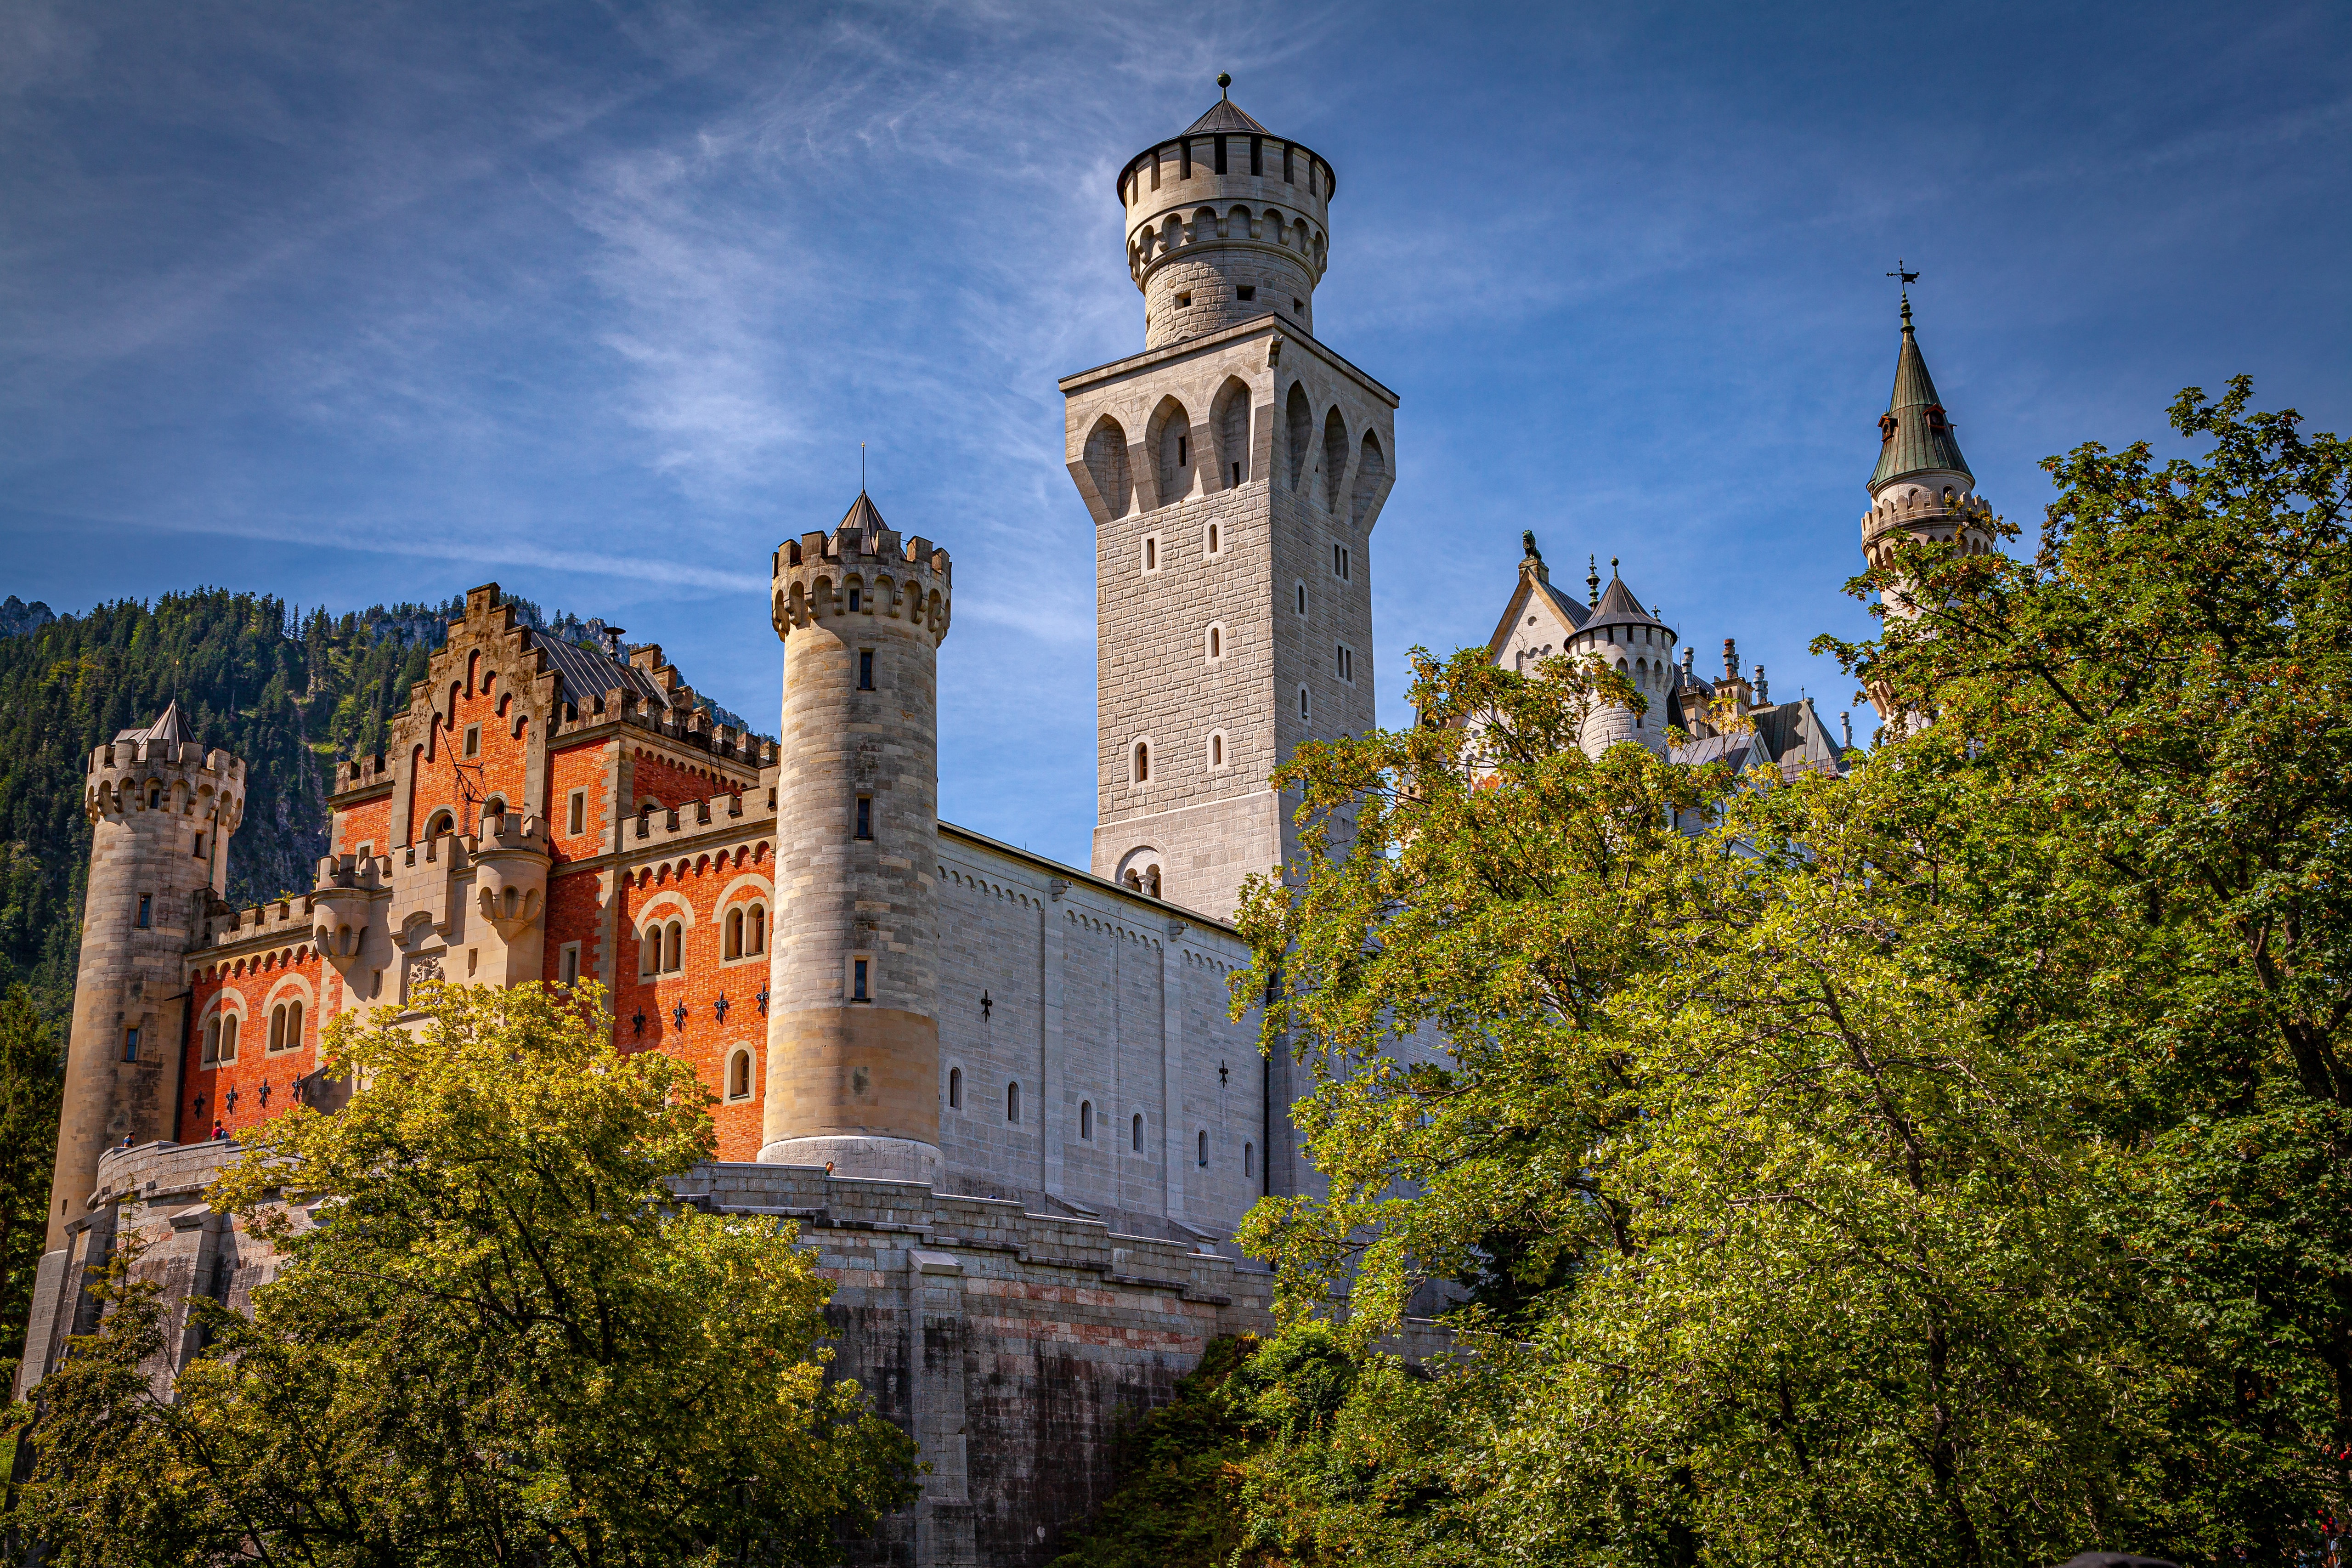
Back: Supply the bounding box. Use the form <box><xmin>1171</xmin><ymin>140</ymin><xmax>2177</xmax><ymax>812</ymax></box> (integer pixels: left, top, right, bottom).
<box><xmin>142</xmin><ymin>700</ymin><xmax>191</xmax><ymax>745</ymax></box>
<box><xmin>1869</xmin><ymin>299</ymin><xmax>1971</xmax><ymax>491</ymax></box>
<box><xmin>836</xmin><ymin>490</ymin><xmax>889</xmax><ymax>539</ymax></box>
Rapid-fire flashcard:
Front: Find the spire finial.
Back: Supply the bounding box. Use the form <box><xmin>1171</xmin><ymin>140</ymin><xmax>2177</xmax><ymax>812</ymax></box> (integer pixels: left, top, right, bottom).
<box><xmin>1611</xmin><ymin>555</ymin><xmax>1620</xmax><ymax>579</ymax></box>
<box><xmin>860</xmin><ymin>441</ymin><xmax>866</xmax><ymax>493</ymax></box>
<box><xmin>1217</xmin><ymin>72</ymin><xmax>1231</xmax><ymax>99</ymax></box>
<box><xmin>1886</xmin><ymin>259</ymin><xmax>1920</xmax><ymax>329</ymax></box>
<box><xmin>1587</xmin><ymin>554</ymin><xmax>1600</xmax><ymax>607</ymax></box>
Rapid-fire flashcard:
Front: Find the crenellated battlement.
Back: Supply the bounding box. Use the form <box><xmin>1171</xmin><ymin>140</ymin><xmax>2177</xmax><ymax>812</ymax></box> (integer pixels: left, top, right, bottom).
<box><xmin>333</xmin><ymin>753</ymin><xmax>394</xmax><ymax>796</ymax></box>
<box><xmin>1860</xmin><ymin>478</ymin><xmax>1996</xmax><ymax>568</ymax></box>
<box><xmin>771</xmin><ymin>513</ymin><xmax>953</xmax><ymax>645</ymax></box>
<box><xmin>85</xmin><ymin>739</ymin><xmax>245</xmax><ymax>829</ymax></box>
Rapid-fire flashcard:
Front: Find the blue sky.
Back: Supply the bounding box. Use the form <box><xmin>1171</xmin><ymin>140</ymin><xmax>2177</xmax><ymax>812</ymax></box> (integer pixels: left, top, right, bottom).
<box><xmin>4</xmin><ymin>1</ymin><xmax>2347</xmax><ymax>866</ymax></box>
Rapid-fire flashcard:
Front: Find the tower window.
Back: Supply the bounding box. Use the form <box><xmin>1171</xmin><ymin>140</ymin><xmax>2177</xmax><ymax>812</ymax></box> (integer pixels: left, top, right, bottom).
<box><xmin>1336</xmin><ymin>644</ymin><xmax>1354</xmax><ymax>682</ymax></box>
<box><xmin>192</xmin><ymin>833</ymin><xmax>204</xmax><ymax>859</ymax></box>
<box><xmin>726</xmin><ymin>908</ymin><xmax>744</xmax><ymax>959</ymax></box>
<box><xmin>1132</xmin><ymin>1112</ymin><xmax>1145</xmax><ymax>1152</ymax></box>
<box><xmin>1174</xmin><ymin>291</ymin><xmax>1192</xmax><ymax>310</ymax></box>
<box><xmin>1007</xmin><ymin>1080</ymin><xmax>1022</xmax><ymax>1123</ymax></box>
<box><xmin>136</xmin><ymin>894</ymin><xmax>151</xmax><ymax>929</ymax></box>
<box><xmin>147</xmin><ymin>784</ymin><xmax>161</xmax><ymax>809</ymax></box>
<box><xmin>1300</xmin><ymin>687</ymin><xmax>1311</xmax><ymax>722</ymax></box>
<box><xmin>1206</xmin><ymin>522</ymin><xmax>1220</xmax><ymax>555</ymax></box>
<box><xmin>1199</xmin><ymin>1129</ymin><xmax>1209</xmax><ymax>1167</ymax></box>
<box><xmin>1177</xmin><ymin>434</ymin><xmax>1188</xmax><ymax>466</ymax></box>
<box><xmin>665</xmin><ymin>921</ymin><xmax>683</xmax><ymax>972</ymax></box>
<box><xmin>1133</xmin><ymin>742</ymin><xmax>1150</xmax><ymax>784</ymax></box>
<box><xmin>748</xmin><ymin>904</ymin><xmax>765</xmax><ymax>954</ymax></box>
<box><xmin>1213</xmin><ymin>134</ymin><xmax>1227</xmax><ymax>175</ymax></box>
<box><xmin>859</xmin><ymin>650</ymin><xmax>875</xmax><ymax>690</ymax></box>
<box><xmin>1081</xmin><ymin>1099</ymin><xmax>1094</xmax><ymax>1140</ymax></box>
<box><xmin>1283</xmin><ymin>142</ymin><xmax>1294</xmax><ymax>182</ymax></box>
<box><xmin>856</xmin><ymin>797</ymin><xmax>873</xmax><ymax>839</ymax></box>
<box><xmin>1293</xmin><ymin>297</ymin><xmax>1304</xmax><ymax>314</ymax></box>
<box><xmin>1141</xmin><ymin>533</ymin><xmax>1160</xmax><ymax>574</ymax></box>
<box><xmin>1236</xmin><ymin>285</ymin><xmax>1255</xmax><ymax>302</ymax></box>
<box><xmin>1296</xmin><ymin>582</ymin><xmax>1307</xmax><ymax>616</ymax></box>
<box><xmin>567</xmin><ymin>790</ymin><xmax>586</xmax><ymax>836</ymax></box>
<box><xmin>1210</xmin><ymin>731</ymin><xmax>1225</xmax><ymax>769</ymax></box>
<box><xmin>949</xmin><ymin>1066</ymin><xmax>963</xmax><ymax>1110</ymax></box>
<box><xmin>559</xmin><ymin>942</ymin><xmax>581</xmax><ymax>986</ymax></box>
<box><xmin>848</xmin><ymin>587</ymin><xmax>861</xmax><ymax>612</ymax></box>
<box><xmin>1181</xmin><ymin>137</ymin><xmax>1191</xmax><ymax>179</ymax></box>
<box><xmin>853</xmin><ymin>958</ymin><xmax>869</xmax><ymax>1001</ymax></box>
<box><xmin>1333</xmin><ymin>543</ymin><xmax>1351</xmax><ymax>580</ymax></box>
<box><xmin>464</xmin><ymin>725</ymin><xmax>481</xmax><ymax>758</ymax></box>
<box><xmin>123</xmin><ymin>1027</ymin><xmax>139</xmax><ymax>1063</ymax></box>
<box><xmin>728</xmin><ymin>1049</ymin><xmax>752</xmax><ymax>1101</ymax></box>
<box><xmin>1250</xmin><ymin>134</ymin><xmax>1263</xmax><ymax>175</ymax></box>
<box><xmin>1245</xmin><ymin>1140</ymin><xmax>1255</xmax><ymax>1177</ymax></box>
<box><xmin>1206</xmin><ymin>624</ymin><xmax>1223</xmax><ymax>660</ymax></box>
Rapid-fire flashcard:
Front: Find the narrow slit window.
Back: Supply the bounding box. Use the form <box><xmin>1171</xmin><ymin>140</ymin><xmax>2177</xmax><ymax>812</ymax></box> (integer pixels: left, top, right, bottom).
<box><xmin>464</xmin><ymin>725</ymin><xmax>481</xmax><ymax>758</ymax></box>
<box><xmin>1177</xmin><ymin>433</ymin><xmax>1188</xmax><ymax>466</ymax></box>
<box><xmin>853</xmin><ymin>958</ymin><xmax>869</xmax><ymax>1001</ymax></box>
<box><xmin>567</xmin><ymin>790</ymin><xmax>586</xmax><ymax>836</ymax></box>
<box><xmin>1296</xmin><ymin>582</ymin><xmax>1307</xmax><ymax>615</ymax></box>
<box><xmin>1211</xmin><ymin>733</ymin><xmax>1224</xmax><ymax>767</ymax></box>
<box><xmin>1133</xmin><ymin>742</ymin><xmax>1149</xmax><ymax>783</ymax></box>
<box><xmin>1300</xmin><ymin>686</ymin><xmax>1311</xmax><ymax>721</ymax></box>
<box><xmin>192</xmin><ymin>833</ymin><xmax>205</xmax><ymax>859</ymax></box>
<box><xmin>665</xmin><ymin>921</ymin><xmax>682</xmax><ymax>972</ymax></box>
<box><xmin>848</xmin><ymin>586</ymin><xmax>861</xmax><ymax>612</ymax></box>
<box><xmin>1245</xmin><ymin>1141</ymin><xmax>1256</xmax><ymax>1177</ymax></box>
<box><xmin>1207</xmin><ymin>522</ymin><xmax>1220</xmax><ymax>554</ymax></box>
<box><xmin>123</xmin><ymin>1027</ymin><xmax>139</xmax><ymax>1063</ymax></box>
<box><xmin>136</xmin><ymin>894</ymin><xmax>151</xmax><ymax>929</ymax></box>
<box><xmin>560</xmin><ymin>943</ymin><xmax>581</xmax><ymax>986</ymax></box>
<box><xmin>949</xmin><ymin>1066</ymin><xmax>963</xmax><ymax>1109</ymax></box>
<box><xmin>856</xmin><ymin>797</ymin><xmax>873</xmax><ymax>838</ymax></box>
<box><xmin>749</xmin><ymin>905</ymin><xmax>765</xmax><ymax>954</ymax></box>
<box><xmin>859</xmin><ymin>650</ymin><xmax>875</xmax><ymax>690</ymax></box>
<box><xmin>1132</xmin><ymin>1113</ymin><xmax>1144</xmax><ymax>1152</ymax></box>
<box><xmin>1081</xmin><ymin>1100</ymin><xmax>1094</xmax><ymax>1139</ymax></box>
<box><xmin>1007</xmin><ymin>1081</ymin><xmax>1022</xmax><ymax>1123</ymax></box>
<box><xmin>1199</xmin><ymin>1129</ymin><xmax>1209</xmax><ymax>1167</ymax></box>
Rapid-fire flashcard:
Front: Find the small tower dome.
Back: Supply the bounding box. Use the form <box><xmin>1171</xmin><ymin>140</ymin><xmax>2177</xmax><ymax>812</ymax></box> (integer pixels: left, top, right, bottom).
<box><xmin>1116</xmin><ymin>77</ymin><xmax>1337</xmax><ymax>349</ymax></box>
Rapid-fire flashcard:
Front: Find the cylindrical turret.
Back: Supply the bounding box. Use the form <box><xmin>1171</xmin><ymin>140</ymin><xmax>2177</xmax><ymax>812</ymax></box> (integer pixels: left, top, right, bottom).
<box><xmin>46</xmin><ymin>703</ymin><xmax>243</xmax><ymax>1248</ymax></box>
<box><xmin>761</xmin><ymin>493</ymin><xmax>953</xmax><ymax>1183</ymax></box>
<box><xmin>1118</xmin><ymin>78</ymin><xmax>1335</xmax><ymax>349</ymax></box>
<box><xmin>1574</xmin><ymin>567</ymin><xmax>1678</xmax><ymax>760</ymax></box>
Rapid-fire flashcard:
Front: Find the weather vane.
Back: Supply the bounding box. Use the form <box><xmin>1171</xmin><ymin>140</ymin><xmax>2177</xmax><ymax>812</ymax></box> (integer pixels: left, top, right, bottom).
<box><xmin>1887</xmin><ymin>259</ymin><xmax>1921</xmax><ymax>321</ymax></box>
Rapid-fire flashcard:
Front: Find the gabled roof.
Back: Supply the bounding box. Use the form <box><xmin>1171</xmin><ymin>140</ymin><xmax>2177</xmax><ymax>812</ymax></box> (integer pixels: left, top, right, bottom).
<box><xmin>1185</xmin><ymin>98</ymin><xmax>1270</xmax><ymax>136</ymax></box>
<box><xmin>1871</xmin><ymin>301</ymin><xmax>1971</xmax><ymax>490</ymax></box>
<box><xmin>531</xmin><ymin>632</ymin><xmax>664</xmax><ymax>713</ymax></box>
<box><xmin>1584</xmin><ymin>566</ymin><xmax>1674</xmax><ymax>638</ymax></box>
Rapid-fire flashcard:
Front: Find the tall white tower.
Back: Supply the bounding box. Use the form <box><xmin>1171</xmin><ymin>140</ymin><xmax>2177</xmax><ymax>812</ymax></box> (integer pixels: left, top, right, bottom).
<box><xmin>1061</xmin><ymin>78</ymin><xmax>1396</xmax><ymax>923</ymax></box>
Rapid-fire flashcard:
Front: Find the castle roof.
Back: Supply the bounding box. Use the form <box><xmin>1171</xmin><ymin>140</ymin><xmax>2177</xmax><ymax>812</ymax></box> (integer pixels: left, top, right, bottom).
<box><xmin>114</xmin><ymin>699</ymin><xmax>192</xmax><ymax>747</ymax></box>
<box><xmin>1585</xmin><ymin>567</ymin><xmax>1674</xmax><ymax>638</ymax></box>
<box><xmin>1184</xmin><ymin>97</ymin><xmax>1270</xmax><ymax>136</ymax></box>
<box><xmin>1871</xmin><ymin>301</ymin><xmax>1971</xmax><ymax>490</ymax></box>
<box><xmin>531</xmin><ymin>631</ymin><xmax>664</xmax><ymax>713</ymax></box>
<box><xmin>837</xmin><ymin>489</ymin><xmax>889</xmax><ymax>539</ymax></box>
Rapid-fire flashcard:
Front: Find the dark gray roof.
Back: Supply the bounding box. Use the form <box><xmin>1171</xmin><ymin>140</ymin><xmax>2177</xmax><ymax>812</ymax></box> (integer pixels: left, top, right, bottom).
<box><xmin>531</xmin><ymin>632</ymin><xmax>664</xmax><ymax>712</ymax></box>
<box><xmin>1185</xmin><ymin>98</ymin><xmax>1270</xmax><ymax>136</ymax></box>
<box><xmin>115</xmin><ymin>700</ymin><xmax>192</xmax><ymax>747</ymax></box>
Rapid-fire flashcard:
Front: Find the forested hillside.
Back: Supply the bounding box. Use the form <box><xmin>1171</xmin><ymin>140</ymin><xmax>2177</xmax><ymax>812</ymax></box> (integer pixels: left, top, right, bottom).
<box><xmin>0</xmin><ymin>587</ymin><xmax>641</xmax><ymax>1016</ymax></box>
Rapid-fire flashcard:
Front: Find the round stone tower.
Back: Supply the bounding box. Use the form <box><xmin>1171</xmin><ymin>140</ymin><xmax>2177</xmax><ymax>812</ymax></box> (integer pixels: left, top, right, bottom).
<box><xmin>45</xmin><ymin>702</ymin><xmax>243</xmax><ymax>1248</ymax></box>
<box><xmin>1119</xmin><ymin>74</ymin><xmax>1336</xmax><ymax>349</ymax></box>
<box><xmin>761</xmin><ymin>492</ymin><xmax>954</xmax><ymax>1183</ymax></box>
<box><xmin>1576</xmin><ymin>566</ymin><xmax>1679</xmax><ymax>761</ymax></box>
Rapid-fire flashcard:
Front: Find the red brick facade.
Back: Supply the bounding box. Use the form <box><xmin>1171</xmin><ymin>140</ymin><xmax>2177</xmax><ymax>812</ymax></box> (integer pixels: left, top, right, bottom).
<box><xmin>182</xmin><ymin>587</ymin><xmax>777</xmax><ymax>1156</ymax></box>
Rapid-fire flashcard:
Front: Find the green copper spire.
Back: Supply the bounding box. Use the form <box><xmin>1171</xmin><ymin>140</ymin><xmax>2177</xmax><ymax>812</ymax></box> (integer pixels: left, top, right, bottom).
<box><xmin>1869</xmin><ymin>297</ymin><xmax>1971</xmax><ymax>491</ymax></box>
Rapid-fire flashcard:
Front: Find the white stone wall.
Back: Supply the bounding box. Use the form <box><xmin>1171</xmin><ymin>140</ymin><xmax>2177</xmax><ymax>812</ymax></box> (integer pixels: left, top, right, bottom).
<box><xmin>929</xmin><ymin>829</ymin><xmax>1271</xmax><ymax>1250</ymax></box>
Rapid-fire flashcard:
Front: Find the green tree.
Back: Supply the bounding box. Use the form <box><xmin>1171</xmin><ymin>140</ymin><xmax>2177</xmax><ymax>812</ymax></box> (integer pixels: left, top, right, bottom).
<box><xmin>4</xmin><ymin>980</ymin><xmax>915</xmax><ymax>1566</ymax></box>
<box><xmin>0</xmin><ymin>986</ymin><xmax>64</xmax><ymax>1379</ymax></box>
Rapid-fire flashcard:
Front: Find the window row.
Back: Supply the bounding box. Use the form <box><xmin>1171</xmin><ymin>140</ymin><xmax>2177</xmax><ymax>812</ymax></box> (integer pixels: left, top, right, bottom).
<box><xmin>1137</xmin><ymin>520</ymin><xmax>1231</xmax><ymax>575</ymax></box>
<box><xmin>941</xmin><ymin>1069</ymin><xmax>1256</xmax><ymax>1173</ymax></box>
<box><xmin>1128</xmin><ymin>730</ymin><xmax>1234</xmax><ymax>784</ymax></box>
<box><xmin>196</xmin><ymin>998</ymin><xmax>308</xmax><ymax>1068</ymax></box>
<box><xmin>637</xmin><ymin>902</ymin><xmax>768</xmax><ymax>976</ymax></box>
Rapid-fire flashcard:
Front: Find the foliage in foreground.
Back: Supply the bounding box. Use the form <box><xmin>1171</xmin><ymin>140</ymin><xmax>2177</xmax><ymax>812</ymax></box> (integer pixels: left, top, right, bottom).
<box><xmin>1193</xmin><ymin>381</ymin><xmax>2351</xmax><ymax>1567</ymax></box>
<box><xmin>2</xmin><ymin>981</ymin><xmax>916</xmax><ymax>1567</ymax></box>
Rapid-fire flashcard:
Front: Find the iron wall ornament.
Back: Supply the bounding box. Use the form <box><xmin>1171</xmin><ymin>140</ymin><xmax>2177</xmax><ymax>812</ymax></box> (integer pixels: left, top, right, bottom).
<box><xmin>632</xmin><ymin>1008</ymin><xmax>646</xmax><ymax>1038</ymax></box>
<box><xmin>714</xmin><ymin>993</ymin><xmax>730</xmax><ymax>1023</ymax></box>
<box><xmin>672</xmin><ymin>1002</ymin><xmax>688</xmax><ymax>1031</ymax></box>
<box><xmin>981</xmin><ymin>990</ymin><xmax>993</xmax><ymax>1021</ymax></box>
<box><xmin>258</xmin><ymin>1081</ymin><xmax>271</xmax><ymax>1107</ymax></box>
<box><xmin>756</xmin><ymin>986</ymin><xmax>769</xmax><ymax>1015</ymax></box>
<box><xmin>1218</xmin><ymin>1060</ymin><xmax>1230</xmax><ymax>1087</ymax></box>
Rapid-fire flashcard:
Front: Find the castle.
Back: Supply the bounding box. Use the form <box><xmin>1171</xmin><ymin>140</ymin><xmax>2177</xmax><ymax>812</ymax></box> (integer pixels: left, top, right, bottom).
<box><xmin>16</xmin><ymin>83</ymin><xmax>1987</xmax><ymax>1566</ymax></box>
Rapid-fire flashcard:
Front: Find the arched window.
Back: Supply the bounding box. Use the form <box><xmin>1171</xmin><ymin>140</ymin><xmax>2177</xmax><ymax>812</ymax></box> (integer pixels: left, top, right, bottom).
<box><xmin>147</xmin><ymin>783</ymin><xmax>161</xmax><ymax>809</ymax></box>
<box><xmin>1133</xmin><ymin>742</ymin><xmax>1149</xmax><ymax>784</ymax></box>
<box><xmin>218</xmin><ymin>1014</ymin><xmax>238</xmax><ymax>1064</ymax></box>
<box><xmin>639</xmin><ymin>928</ymin><xmax>660</xmax><ymax>977</ymax></box>
<box><xmin>1210</xmin><ymin>732</ymin><xmax>1225</xmax><ymax>768</ymax></box>
<box><xmin>728</xmin><ymin>1049</ymin><xmax>752</xmax><ymax>1101</ymax></box>
<box><xmin>203</xmin><ymin>1016</ymin><xmax>221</xmax><ymax>1066</ymax></box>
<box><xmin>1132</xmin><ymin>1112</ymin><xmax>1145</xmax><ymax>1152</ymax></box>
<box><xmin>1080</xmin><ymin>1100</ymin><xmax>1094</xmax><ymax>1140</ymax></box>
<box><xmin>1006</xmin><ymin>1081</ymin><xmax>1022</xmax><ymax>1124</ymax></box>
<box><xmin>1198</xmin><ymin>1129</ymin><xmax>1209</xmax><ymax>1167</ymax></box>
<box><xmin>725</xmin><ymin>909</ymin><xmax>743</xmax><ymax>959</ymax></box>
<box><xmin>1244</xmin><ymin>1141</ymin><xmax>1256</xmax><ymax>1177</ymax></box>
<box><xmin>664</xmin><ymin>921</ymin><xmax>683</xmax><ymax>972</ymax></box>
<box><xmin>948</xmin><ymin>1066</ymin><xmax>962</xmax><ymax>1110</ymax></box>
<box><xmin>1206</xmin><ymin>624</ymin><xmax>1221</xmax><ymax>659</ymax></box>
<box><xmin>749</xmin><ymin>905</ymin><xmax>766</xmax><ymax>954</ymax></box>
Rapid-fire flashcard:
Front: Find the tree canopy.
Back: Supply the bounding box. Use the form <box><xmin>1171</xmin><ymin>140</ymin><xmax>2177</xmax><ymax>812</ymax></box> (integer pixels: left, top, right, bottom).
<box><xmin>4</xmin><ymin>981</ymin><xmax>915</xmax><ymax>1567</ymax></box>
<box><xmin>1160</xmin><ymin>380</ymin><xmax>2352</xmax><ymax>1566</ymax></box>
